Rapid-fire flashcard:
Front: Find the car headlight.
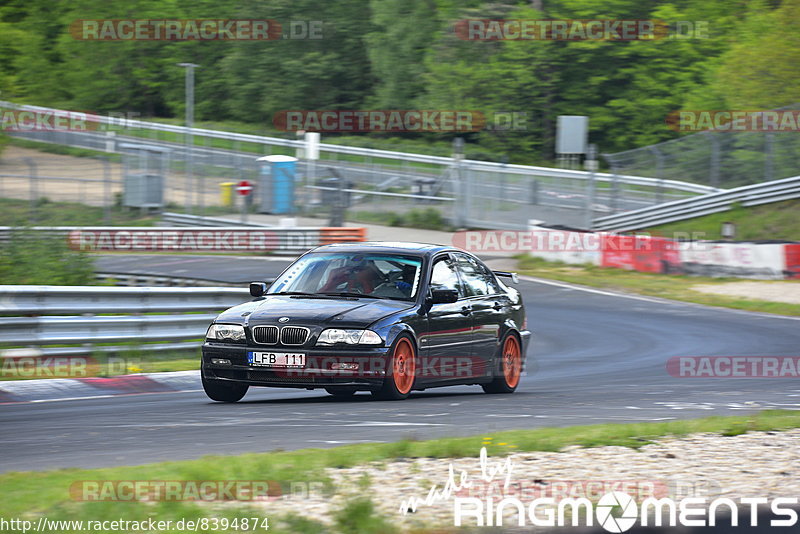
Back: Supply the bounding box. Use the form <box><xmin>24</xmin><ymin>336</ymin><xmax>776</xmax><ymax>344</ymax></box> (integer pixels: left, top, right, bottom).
<box><xmin>316</xmin><ymin>329</ymin><xmax>383</xmax><ymax>346</ymax></box>
<box><xmin>206</xmin><ymin>324</ymin><xmax>246</xmax><ymax>342</ymax></box>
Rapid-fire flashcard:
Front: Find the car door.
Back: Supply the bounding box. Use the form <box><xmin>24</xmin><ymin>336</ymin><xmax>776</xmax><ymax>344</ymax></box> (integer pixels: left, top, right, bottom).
<box><xmin>420</xmin><ymin>254</ymin><xmax>473</xmax><ymax>385</ymax></box>
<box><xmin>452</xmin><ymin>253</ymin><xmax>503</xmax><ymax>380</ymax></box>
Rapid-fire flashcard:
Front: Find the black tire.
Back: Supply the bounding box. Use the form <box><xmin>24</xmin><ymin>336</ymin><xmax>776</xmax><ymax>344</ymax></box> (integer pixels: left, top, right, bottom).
<box><xmin>202</xmin><ymin>376</ymin><xmax>249</xmax><ymax>402</ymax></box>
<box><xmin>482</xmin><ymin>333</ymin><xmax>522</xmax><ymax>394</ymax></box>
<box><xmin>325</xmin><ymin>387</ymin><xmax>357</xmax><ymax>397</ymax></box>
<box><xmin>372</xmin><ymin>335</ymin><xmax>416</xmax><ymax>401</ymax></box>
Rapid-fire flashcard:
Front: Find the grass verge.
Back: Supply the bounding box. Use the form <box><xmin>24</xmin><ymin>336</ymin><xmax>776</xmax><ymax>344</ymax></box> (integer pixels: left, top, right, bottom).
<box><xmin>516</xmin><ymin>255</ymin><xmax>800</xmax><ymax>316</ymax></box>
<box><xmin>647</xmin><ymin>199</ymin><xmax>800</xmax><ymax>242</ymax></box>
<box><xmin>0</xmin><ymin>197</ymin><xmax>158</xmax><ymax>227</ymax></box>
<box><xmin>2</xmin><ymin>410</ymin><xmax>799</xmax><ymax>530</ymax></box>
<box><xmin>0</xmin><ymin>355</ymin><xmax>200</xmax><ymax>381</ymax></box>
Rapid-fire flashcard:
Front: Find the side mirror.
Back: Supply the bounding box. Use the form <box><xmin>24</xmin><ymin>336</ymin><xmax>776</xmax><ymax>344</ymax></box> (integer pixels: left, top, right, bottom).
<box><xmin>249</xmin><ymin>282</ymin><xmax>268</xmax><ymax>297</ymax></box>
<box><xmin>430</xmin><ymin>288</ymin><xmax>459</xmax><ymax>304</ymax></box>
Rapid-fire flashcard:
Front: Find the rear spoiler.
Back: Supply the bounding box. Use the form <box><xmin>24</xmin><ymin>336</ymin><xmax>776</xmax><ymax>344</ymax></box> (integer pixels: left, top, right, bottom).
<box><xmin>492</xmin><ymin>270</ymin><xmax>519</xmax><ymax>284</ymax></box>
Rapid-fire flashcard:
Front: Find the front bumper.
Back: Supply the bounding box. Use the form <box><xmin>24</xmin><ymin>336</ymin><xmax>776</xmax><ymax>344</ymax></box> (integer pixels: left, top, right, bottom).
<box><xmin>202</xmin><ymin>342</ymin><xmax>392</xmax><ymax>389</ymax></box>
<box><xmin>520</xmin><ymin>329</ymin><xmax>532</xmax><ymax>358</ymax></box>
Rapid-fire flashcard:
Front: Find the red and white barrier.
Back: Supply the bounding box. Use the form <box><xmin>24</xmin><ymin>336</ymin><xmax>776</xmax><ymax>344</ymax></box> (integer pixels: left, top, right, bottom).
<box><xmin>454</xmin><ymin>226</ymin><xmax>800</xmax><ymax>280</ymax></box>
<box><xmin>679</xmin><ymin>242</ymin><xmax>788</xmax><ymax>279</ymax></box>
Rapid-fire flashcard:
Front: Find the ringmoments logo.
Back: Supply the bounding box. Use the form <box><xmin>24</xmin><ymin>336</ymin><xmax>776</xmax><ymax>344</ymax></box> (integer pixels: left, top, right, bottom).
<box><xmin>396</xmin><ymin>447</ymin><xmax>799</xmax><ymax>530</ymax></box>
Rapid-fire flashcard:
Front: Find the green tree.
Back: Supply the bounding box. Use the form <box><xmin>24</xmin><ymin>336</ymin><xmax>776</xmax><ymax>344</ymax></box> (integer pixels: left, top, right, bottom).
<box><xmin>365</xmin><ymin>0</ymin><xmax>440</xmax><ymax>108</ymax></box>
<box><xmin>222</xmin><ymin>0</ymin><xmax>373</xmax><ymax>126</ymax></box>
<box><xmin>713</xmin><ymin>0</ymin><xmax>800</xmax><ymax>109</ymax></box>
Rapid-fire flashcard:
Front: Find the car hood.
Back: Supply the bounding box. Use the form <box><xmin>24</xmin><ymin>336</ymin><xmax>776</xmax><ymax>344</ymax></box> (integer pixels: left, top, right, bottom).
<box><xmin>215</xmin><ymin>295</ymin><xmax>414</xmax><ymax>328</ymax></box>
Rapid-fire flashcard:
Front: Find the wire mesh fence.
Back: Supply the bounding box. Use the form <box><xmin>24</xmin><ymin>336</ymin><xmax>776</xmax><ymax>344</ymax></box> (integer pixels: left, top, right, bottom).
<box><xmin>3</xmin><ymin>110</ymin><xmax>729</xmax><ymax>230</ymax></box>
<box><xmin>604</xmin><ymin>106</ymin><xmax>800</xmax><ymax>190</ymax></box>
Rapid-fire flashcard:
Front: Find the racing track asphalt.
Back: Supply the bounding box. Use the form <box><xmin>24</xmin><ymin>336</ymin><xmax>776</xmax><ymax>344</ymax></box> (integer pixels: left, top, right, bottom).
<box><xmin>1</xmin><ymin>254</ymin><xmax>799</xmax><ymax>472</ymax></box>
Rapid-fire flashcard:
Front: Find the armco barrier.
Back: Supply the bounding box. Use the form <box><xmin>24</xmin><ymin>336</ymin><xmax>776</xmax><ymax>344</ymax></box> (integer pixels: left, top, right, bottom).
<box><xmin>160</xmin><ymin>212</ymin><xmax>270</xmax><ymax>228</ymax></box>
<box><xmin>593</xmin><ymin>174</ymin><xmax>800</xmax><ymax>232</ymax></box>
<box><xmin>526</xmin><ymin>224</ymin><xmax>799</xmax><ymax>280</ymax></box>
<box><xmin>0</xmin><ymin>226</ymin><xmax>366</xmax><ymax>253</ymax></box>
<box><xmin>0</xmin><ymin>285</ymin><xmax>250</xmax><ymax>357</ymax></box>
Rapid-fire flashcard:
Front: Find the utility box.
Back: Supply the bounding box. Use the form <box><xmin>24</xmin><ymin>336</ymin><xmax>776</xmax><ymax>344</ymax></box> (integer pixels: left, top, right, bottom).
<box><xmin>256</xmin><ymin>155</ymin><xmax>297</xmax><ymax>214</ymax></box>
<box><xmin>120</xmin><ymin>143</ymin><xmax>170</xmax><ymax>209</ymax></box>
<box><xmin>317</xmin><ymin>176</ymin><xmax>352</xmax><ymax>208</ymax></box>
<box><xmin>555</xmin><ymin>116</ymin><xmax>589</xmax><ymax>155</ymax></box>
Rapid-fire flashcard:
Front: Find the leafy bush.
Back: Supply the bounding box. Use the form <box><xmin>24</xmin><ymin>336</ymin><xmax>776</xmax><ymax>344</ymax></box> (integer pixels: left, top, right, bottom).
<box><xmin>0</xmin><ymin>230</ymin><xmax>95</xmax><ymax>285</ymax></box>
<box><xmin>334</xmin><ymin>499</ymin><xmax>397</xmax><ymax>534</ymax></box>
<box><xmin>349</xmin><ymin>207</ymin><xmax>450</xmax><ymax>231</ymax></box>
<box><xmin>403</xmin><ymin>207</ymin><xmax>447</xmax><ymax>230</ymax></box>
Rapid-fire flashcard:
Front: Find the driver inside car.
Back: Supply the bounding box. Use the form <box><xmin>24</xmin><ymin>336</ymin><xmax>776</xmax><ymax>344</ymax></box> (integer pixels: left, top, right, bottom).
<box><xmin>319</xmin><ymin>257</ymin><xmax>383</xmax><ymax>294</ymax></box>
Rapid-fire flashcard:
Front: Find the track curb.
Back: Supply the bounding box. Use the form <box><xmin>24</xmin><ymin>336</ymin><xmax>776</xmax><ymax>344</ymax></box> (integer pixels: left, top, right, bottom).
<box><xmin>0</xmin><ymin>370</ymin><xmax>201</xmax><ymax>404</ymax></box>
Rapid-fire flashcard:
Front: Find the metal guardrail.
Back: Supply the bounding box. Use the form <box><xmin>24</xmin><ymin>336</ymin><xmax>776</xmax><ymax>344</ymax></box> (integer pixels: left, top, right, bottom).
<box><xmin>160</xmin><ymin>212</ymin><xmax>270</xmax><ymax>227</ymax></box>
<box><xmin>0</xmin><ymin>100</ymin><xmax>719</xmax><ymax>196</ymax></box>
<box><xmin>95</xmin><ymin>272</ymin><xmax>265</xmax><ymax>287</ymax></box>
<box><xmin>0</xmin><ymin>285</ymin><xmax>250</xmax><ymax>356</ymax></box>
<box><xmin>593</xmin><ymin>174</ymin><xmax>800</xmax><ymax>232</ymax></box>
<box><xmin>0</xmin><ymin>314</ymin><xmax>218</xmax><ymax>345</ymax></box>
<box><xmin>0</xmin><ymin>285</ymin><xmax>250</xmax><ymax>314</ymax></box>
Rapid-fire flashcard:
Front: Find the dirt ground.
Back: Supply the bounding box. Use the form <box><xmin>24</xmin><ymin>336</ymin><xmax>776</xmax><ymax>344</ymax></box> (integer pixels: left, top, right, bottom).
<box><xmin>0</xmin><ymin>145</ymin><xmax>224</xmax><ymax>207</ymax></box>
<box><xmin>692</xmin><ymin>280</ymin><xmax>800</xmax><ymax>305</ymax></box>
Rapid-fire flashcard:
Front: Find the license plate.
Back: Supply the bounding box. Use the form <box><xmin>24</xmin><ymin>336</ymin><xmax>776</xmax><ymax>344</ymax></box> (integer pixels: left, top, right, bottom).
<box><xmin>248</xmin><ymin>352</ymin><xmax>306</xmax><ymax>368</ymax></box>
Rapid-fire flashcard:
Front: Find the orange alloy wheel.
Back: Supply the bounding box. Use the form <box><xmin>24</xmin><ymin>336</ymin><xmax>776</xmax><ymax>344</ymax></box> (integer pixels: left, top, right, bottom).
<box><xmin>502</xmin><ymin>335</ymin><xmax>521</xmax><ymax>388</ymax></box>
<box><xmin>392</xmin><ymin>338</ymin><xmax>416</xmax><ymax>394</ymax></box>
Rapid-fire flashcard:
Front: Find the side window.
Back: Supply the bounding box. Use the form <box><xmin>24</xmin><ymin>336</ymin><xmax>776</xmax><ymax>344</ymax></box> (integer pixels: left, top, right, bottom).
<box><xmin>430</xmin><ymin>257</ymin><xmax>462</xmax><ymax>295</ymax></box>
<box><xmin>454</xmin><ymin>254</ymin><xmax>492</xmax><ymax>297</ymax></box>
<box><xmin>482</xmin><ymin>265</ymin><xmax>503</xmax><ymax>295</ymax></box>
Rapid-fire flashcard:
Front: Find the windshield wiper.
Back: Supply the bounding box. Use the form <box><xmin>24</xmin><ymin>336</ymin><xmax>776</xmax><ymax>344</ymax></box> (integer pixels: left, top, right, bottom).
<box><xmin>318</xmin><ymin>292</ymin><xmax>385</xmax><ymax>299</ymax></box>
<box><xmin>271</xmin><ymin>291</ymin><xmax>317</xmax><ymax>296</ymax></box>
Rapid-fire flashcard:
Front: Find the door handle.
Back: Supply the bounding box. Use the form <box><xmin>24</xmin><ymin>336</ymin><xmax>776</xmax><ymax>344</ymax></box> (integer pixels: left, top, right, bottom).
<box><xmin>492</xmin><ymin>302</ymin><xmax>503</xmax><ymax>311</ymax></box>
<box><xmin>460</xmin><ymin>305</ymin><xmax>472</xmax><ymax>315</ymax></box>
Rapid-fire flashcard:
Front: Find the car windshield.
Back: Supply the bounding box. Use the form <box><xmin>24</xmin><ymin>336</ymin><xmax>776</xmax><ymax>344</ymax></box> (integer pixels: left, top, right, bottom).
<box><xmin>268</xmin><ymin>252</ymin><xmax>423</xmax><ymax>301</ymax></box>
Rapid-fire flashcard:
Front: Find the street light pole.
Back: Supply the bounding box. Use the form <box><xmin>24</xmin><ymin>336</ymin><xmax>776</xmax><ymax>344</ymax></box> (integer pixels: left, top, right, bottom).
<box><xmin>178</xmin><ymin>63</ymin><xmax>199</xmax><ymax>214</ymax></box>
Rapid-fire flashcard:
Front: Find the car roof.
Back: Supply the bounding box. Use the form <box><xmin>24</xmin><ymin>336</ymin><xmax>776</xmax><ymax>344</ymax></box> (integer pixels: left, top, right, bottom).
<box><xmin>311</xmin><ymin>241</ymin><xmax>462</xmax><ymax>257</ymax></box>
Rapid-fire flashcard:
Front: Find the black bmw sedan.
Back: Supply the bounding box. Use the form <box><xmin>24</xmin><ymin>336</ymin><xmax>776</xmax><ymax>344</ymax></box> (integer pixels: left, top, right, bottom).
<box><xmin>202</xmin><ymin>242</ymin><xmax>530</xmax><ymax>401</ymax></box>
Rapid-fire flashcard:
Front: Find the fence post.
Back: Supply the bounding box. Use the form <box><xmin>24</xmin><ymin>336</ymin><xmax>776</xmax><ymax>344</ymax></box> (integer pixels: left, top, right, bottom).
<box><xmin>529</xmin><ymin>179</ymin><xmax>539</xmax><ymax>205</ymax></box>
<box><xmin>649</xmin><ymin>146</ymin><xmax>665</xmax><ymax>205</ymax></box>
<box><xmin>609</xmin><ymin>160</ymin><xmax>620</xmax><ymax>214</ymax></box>
<box><xmin>708</xmin><ymin>132</ymin><xmax>720</xmax><ymax>189</ymax></box>
<box><xmin>584</xmin><ymin>144</ymin><xmax>598</xmax><ymax>230</ymax></box>
<box><xmin>101</xmin><ymin>156</ymin><xmax>112</xmax><ymax>224</ymax></box>
<box><xmin>764</xmin><ymin>132</ymin><xmax>774</xmax><ymax>183</ymax></box>
<box><xmin>452</xmin><ymin>138</ymin><xmax>466</xmax><ymax>228</ymax></box>
<box><xmin>25</xmin><ymin>158</ymin><xmax>37</xmax><ymax>225</ymax></box>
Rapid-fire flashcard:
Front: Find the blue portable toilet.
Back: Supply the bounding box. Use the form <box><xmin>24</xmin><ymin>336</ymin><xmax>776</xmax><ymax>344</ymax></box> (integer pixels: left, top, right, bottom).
<box><xmin>256</xmin><ymin>155</ymin><xmax>298</xmax><ymax>214</ymax></box>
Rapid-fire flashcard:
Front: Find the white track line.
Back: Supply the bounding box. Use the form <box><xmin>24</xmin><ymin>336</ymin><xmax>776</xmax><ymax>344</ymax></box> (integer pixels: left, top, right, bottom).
<box><xmin>519</xmin><ymin>275</ymin><xmax>800</xmax><ymax>322</ymax></box>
